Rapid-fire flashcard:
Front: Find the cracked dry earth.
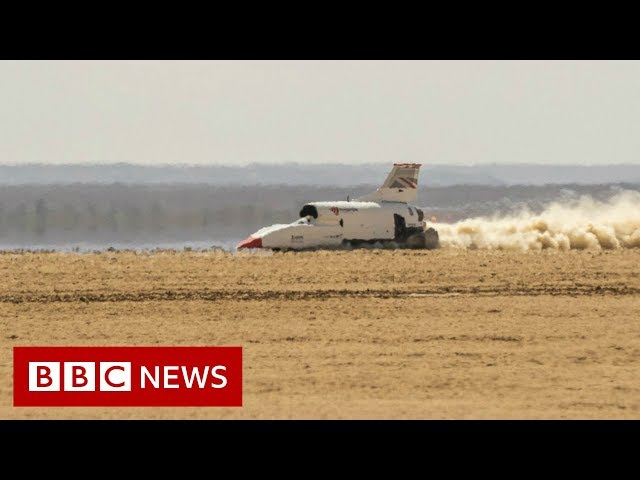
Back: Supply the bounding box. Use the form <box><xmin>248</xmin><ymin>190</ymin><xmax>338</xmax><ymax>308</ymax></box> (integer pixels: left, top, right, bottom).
<box><xmin>0</xmin><ymin>248</ymin><xmax>638</xmax><ymax>419</ymax></box>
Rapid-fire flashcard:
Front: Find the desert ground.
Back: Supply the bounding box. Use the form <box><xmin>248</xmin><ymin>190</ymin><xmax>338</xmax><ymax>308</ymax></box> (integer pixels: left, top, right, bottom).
<box><xmin>0</xmin><ymin>248</ymin><xmax>638</xmax><ymax>419</ymax></box>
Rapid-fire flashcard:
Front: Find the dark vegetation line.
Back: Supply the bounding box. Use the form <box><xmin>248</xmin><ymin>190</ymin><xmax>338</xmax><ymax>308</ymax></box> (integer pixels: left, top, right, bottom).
<box><xmin>0</xmin><ymin>183</ymin><xmax>636</xmax><ymax>243</ymax></box>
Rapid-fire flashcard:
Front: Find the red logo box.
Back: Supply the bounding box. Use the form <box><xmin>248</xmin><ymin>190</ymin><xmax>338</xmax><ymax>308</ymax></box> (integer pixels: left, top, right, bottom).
<box><xmin>13</xmin><ymin>346</ymin><xmax>242</xmax><ymax>407</ymax></box>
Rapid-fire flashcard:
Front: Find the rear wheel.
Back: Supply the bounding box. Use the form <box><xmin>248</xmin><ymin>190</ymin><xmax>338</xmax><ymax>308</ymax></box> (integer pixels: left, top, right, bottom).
<box><xmin>424</xmin><ymin>227</ymin><xmax>440</xmax><ymax>249</ymax></box>
<box><xmin>406</xmin><ymin>232</ymin><xmax>426</xmax><ymax>249</ymax></box>
<box><xmin>405</xmin><ymin>228</ymin><xmax>440</xmax><ymax>249</ymax></box>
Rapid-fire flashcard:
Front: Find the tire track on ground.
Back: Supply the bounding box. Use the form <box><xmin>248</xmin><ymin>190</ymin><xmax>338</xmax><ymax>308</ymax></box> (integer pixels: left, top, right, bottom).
<box><xmin>0</xmin><ymin>284</ymin><xmax>638</xmax><ymax>303</ymax></box>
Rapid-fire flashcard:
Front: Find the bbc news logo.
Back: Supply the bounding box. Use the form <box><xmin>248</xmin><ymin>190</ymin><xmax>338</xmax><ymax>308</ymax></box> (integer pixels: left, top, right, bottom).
<box><xmin>14</xmin><ymin>347</ymin><xmax>242</xmax><ymax>407</ymax></box>
<box><xmin>28</xmin><ymin>362</ymin><xmax>229</xmax><ymax>392</ymax></box>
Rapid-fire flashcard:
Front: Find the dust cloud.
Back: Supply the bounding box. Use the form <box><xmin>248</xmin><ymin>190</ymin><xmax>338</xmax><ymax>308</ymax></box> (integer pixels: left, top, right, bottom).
<box><xmin>433</xmin><ymin>190</ymin><xmax>640</xmax><ymax>251</ymax></box>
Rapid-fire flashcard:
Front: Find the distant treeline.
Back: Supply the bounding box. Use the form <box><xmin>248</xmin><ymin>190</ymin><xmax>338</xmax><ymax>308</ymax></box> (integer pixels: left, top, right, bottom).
<box><xmin>0</xmin><ymin>199</ymin><xmax>294</xmax><ymax>236</ymax></box>
<box><xmin>0</xmin><ymin>184</ymin><xmax>368</xmax><ymax>243</ymax></box>
<box><xmin>2</xmin><ymin>163</ymin><xmax>640</xmax><ymax>186</ymax></box>
<box><xmin>0</xmin><ymin>183</ymin><xmax>636</xmax><ymax>244</ymax></box>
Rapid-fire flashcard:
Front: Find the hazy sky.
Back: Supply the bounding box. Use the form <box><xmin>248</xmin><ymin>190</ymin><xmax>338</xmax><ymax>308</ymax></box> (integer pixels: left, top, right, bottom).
<box><xmin>1</xmin><ymin>60</ymin><xmax>639</xmax><ymax>166</ymax></box>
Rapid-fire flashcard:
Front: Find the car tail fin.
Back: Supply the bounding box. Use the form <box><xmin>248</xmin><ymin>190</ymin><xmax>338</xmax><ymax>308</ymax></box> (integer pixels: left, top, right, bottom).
<box><xmin>357</xmin><ymin>163</ymin><xmax>421</xmax><ymax>203</ymax></box>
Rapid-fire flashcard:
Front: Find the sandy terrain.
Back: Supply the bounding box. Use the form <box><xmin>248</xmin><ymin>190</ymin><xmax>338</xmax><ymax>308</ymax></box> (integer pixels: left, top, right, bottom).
<box><xmin>1</xmin><ymin>248</ymin><xmax>639</xmax><ymax>419</ymax></box>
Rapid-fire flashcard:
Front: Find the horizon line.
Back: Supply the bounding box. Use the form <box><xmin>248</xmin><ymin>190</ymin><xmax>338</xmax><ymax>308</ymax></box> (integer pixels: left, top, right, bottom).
<box><xmin>1</xmin><ymin>162</ymin><xmax>640</xmax><ymax>168</ymax></box>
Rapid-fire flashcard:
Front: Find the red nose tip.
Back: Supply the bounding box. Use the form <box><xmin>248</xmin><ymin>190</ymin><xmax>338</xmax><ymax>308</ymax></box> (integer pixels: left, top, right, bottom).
<box><xmin>237</xmin><ymin>236</ymin><xmax>263</xmax><ymax>249</ymax></box>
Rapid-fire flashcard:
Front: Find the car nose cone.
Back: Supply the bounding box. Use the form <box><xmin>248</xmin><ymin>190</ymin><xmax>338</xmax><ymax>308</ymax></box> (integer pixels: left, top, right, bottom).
<box><xmin>236</xmin><ymin>236</ymin><xmax>263</xmax><ymax>250</ymax></box>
